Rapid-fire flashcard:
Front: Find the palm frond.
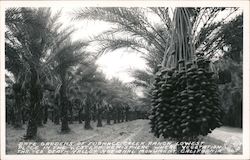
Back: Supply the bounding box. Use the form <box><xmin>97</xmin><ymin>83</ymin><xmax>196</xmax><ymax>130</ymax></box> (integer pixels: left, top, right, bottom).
<box><xmin>94</xmin><ymin>35</ymin><xmax>150</xmax><ymax>55</ymax></box>
<box><xmin>74</xmin><ymin>7</ymin><xmax>167</xmax><ymax>54</ymax></box>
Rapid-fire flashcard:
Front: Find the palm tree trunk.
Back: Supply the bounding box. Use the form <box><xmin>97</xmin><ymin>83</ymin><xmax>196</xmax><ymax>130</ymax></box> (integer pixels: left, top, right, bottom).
<box><xmin>60</xmin><ymin>89</ymin><xmax>70</xmax><ymax>132</ymax></box>
<box><xmin>25</xmin><ymin>67</ymin><xmax>42</xmax><ymax>139</ymax></box>
<box><xmin>22</xmin><ymin>110</ymin><xmax>26</xmax><ymax>124</ymax></box>
<box><xmin>107</xmin><ymin>117</ymin><xmax>111</xmax><ymax>125</ymax></box>
<box><xmin>51</xmin><ymin>109</ymin><xmax>54</xmax><ymax>122</ymax></box>
<box><xmin>106</xmin><ymin>111</ymin><xmax>111</xmax><ymax>125</ymax></box>
<box><xmin>84</xmin><ymin>100</ymin><xmax>92</xmax><ymax>129</ymax></box>
<box><xmin>84</xmin><ymin>116</ymin><xmax>92</xmax><ymax>129</ymax></box>
<box><xmin>96</xmin><ymin>108</ymin><xmax>102</xmax><ymax>127</ymax></box>
<box><xmin>92</xmin><ymin>107</ymin><xmax>96</xmax><ymax>122</ymax></box>
<box><xmin>125</xmin><ymin>107</ymin><xmax>129</xmax><ymax>122</ymax></box>
<box><xmin>13</xmin><ymin>83</ymin><xmax>22</xmax><ymax>128</ymax></box>
<box><xmin>43</xmin><ymin>105</ymin><xmax>48</xmax><ymax>124</ymax></box>
<box><xmin>54</xmin><ymin>112</ymin><xmax>60</xmax><ymax>124</ymax></box>
<box><xmin>26</xmin><ymin>112</ymin><xmax>38</xmax><ymax>139</ymax></box>
<box><xmin>121</xmin><ymin>109</ymin><xmax>124</xmax><ymax>122</ymax></box>
<box><xmin>117</xmin><ymin>108</ymin><xmax>121</xmax><ymax>123</ymax></box>
<box><xmin>60</xmin><ymin>72</ymin><xmax>70</xmax><ymax>133</ymax></box>
<box><xmin>14</xmin><ymin>109</ymin><xmax>22</xmax><ymax>128</ymax></box>
<box><xmin>53</xmin><ymin>98</ymin><xmax>60</xmax><ymax>125</ymax></box>
<box><xmin>37</xmin><ymin>106</ymin><xmax>44</xmax><ymax>126</ymax></box>
<box><xmin>78</xmin><ymin>108</ymin><xmax>83</xmax><ymax>124</ymax></box>
<box><xmin>14</xmin><ymin>99</ymin><xmax>22</xmax><ymax>128</ymax></box>
<box><xmin>113</xmin><ymin>108</ymin><xmax>117</xmax><ymax>124</ymax></box>
<box><xmin>97</xmin><ymin>117</ymin><xmax>102</xmax><ymax>127</ymax></box>
<box><xmin>69</xmin><ymin>105</ymin><xmax>73</xmax><ymax>124</ymax></box>
<box><xmin>61</xmin><ymin>101</ymin><xmax>69</xmax><ymax>132</ymax></box>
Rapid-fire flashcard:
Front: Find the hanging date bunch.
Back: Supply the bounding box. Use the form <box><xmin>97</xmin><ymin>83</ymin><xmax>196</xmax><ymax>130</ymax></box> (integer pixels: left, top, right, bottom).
<box><xmin>149</xmin><ymin>8</ymin><xmax>224</xmax><ymax>140</ymax></box>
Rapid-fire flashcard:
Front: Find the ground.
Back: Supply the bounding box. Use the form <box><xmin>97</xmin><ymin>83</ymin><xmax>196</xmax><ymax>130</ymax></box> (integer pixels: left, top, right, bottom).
<box><xmin>6</xmin><ymin>119</ymin><xmax>242</xmax><ymax>154</ymax></box>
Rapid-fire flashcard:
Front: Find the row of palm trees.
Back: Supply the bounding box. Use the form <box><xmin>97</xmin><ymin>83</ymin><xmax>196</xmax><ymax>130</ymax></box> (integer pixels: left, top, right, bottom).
<box><xmin>5</xmin><ymin>8</ymin><xmax>141</xmax><ymax>139</ymax></box>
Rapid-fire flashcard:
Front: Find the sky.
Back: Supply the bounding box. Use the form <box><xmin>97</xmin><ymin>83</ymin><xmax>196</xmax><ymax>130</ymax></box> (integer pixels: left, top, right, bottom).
<box><xmin>53</xmin><ymin>8</ymin><xmax>147</xmax><ymax>83</ymax></box>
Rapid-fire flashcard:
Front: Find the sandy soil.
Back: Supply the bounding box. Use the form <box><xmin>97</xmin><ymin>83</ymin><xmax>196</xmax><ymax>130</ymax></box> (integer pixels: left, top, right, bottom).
<box><xmin>6</xmin><ymin>119</ymin><xmax>242</xmax><ymax>154</ymax></box>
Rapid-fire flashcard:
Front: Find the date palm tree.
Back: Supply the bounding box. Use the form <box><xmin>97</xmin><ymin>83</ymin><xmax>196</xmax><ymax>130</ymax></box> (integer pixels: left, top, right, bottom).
<box><xmin>52</xmin><ymin>38</ymin><xmax>89</xmax><ymax>133</ymax></box>
<box><xmin>67</xmin><ymin>61</ymin><xmax>108</xmax><ymax>129</ymax></box>
<box><xmin>5</xmin><ymin>8</ymin><xmax>61</xmax><ymax>139</ymax></box>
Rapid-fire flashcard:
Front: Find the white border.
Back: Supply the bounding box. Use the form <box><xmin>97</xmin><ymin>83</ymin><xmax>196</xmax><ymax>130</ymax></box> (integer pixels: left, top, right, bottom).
<box><xmin>0</xmin><ymin>1</ymin><xmax>249</xmax><ymax>160</ymax></box>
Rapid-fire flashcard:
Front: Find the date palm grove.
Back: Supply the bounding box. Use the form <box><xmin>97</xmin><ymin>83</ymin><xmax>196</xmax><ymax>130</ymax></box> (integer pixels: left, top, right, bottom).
<box><xmin>5</xmin><ymin>7</ymin><xmax>243</xmax><ymax>153</ymax></box>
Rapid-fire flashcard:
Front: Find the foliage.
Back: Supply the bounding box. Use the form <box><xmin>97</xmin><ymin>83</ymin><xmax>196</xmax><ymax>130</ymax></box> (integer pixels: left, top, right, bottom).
<box><xmin>74</xmin><ymin>7</ymin><xmax>239</xmax><ymax>71</ymax></box>
<box><xmin>213</xmin><ymin>14</ymin><xmax>243</xmax><ymax>127</ymax></box>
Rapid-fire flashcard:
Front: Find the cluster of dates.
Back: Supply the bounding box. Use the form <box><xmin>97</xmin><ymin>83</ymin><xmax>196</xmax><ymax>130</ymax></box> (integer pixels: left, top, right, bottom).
<box><xmin>149</xmin><ymin>54</ymin><xmax>224</xmax><ymax>139</ymax></box>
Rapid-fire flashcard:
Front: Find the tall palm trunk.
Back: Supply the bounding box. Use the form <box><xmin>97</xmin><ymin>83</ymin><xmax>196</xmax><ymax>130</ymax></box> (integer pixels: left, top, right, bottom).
<box><xmin>106</xmin><ymin>109</ymin><xmax>111</xmax><ymax>125</ymax></box>
<box><xmin>69</xmin><ymin>104</ymin><xmax>73</xmax><ymax>124</ymax></box>
<box><xmin>92</xmin><ymin>107</ymin><xmax>96</xmax><ymax>122</ymax></box>
<box><xmin>37</xmin><ymin>106</ymin><xmax>44</xmax><ymax>126</ymax></box>
<box><xmin>84</xmin><ymin>97</ymin><xmax>92</xmax><ymax>129</ymax></box>
<box><xmin>25</xmin><ymin>67</ymin><xmax>42</xmax><ymax>139</ymax></box>
<box><xmin>54</xmin><ymin>95</ymin><xmax>60</xmax><ymax>125</ymax></box>
<box><xmin>78</xmin><ymin>108</ymin><xmax>83</xmax><ymax>124</ymax></box>
<box><xmin>22</xmin><ymin>110</ymin><xmax>27</xmax><ymax>124</ymax></box>
<box><xmin>84</xmin><ymin>108</ymin><xmax>92</xmax><ymax>129</ymax></box>
<box><xmin>60</xmin><ymin>71</ymin><xmax>70</xmax><ymax>133</ymax></box>
<box><xmin>14</xmin><ymin>103</ymin><xmax>22</xmax><ymax>128</ymax></box>
<box><xmin>125</xmin><ymin>107</ymin><xmax>129</xmax><ymax>122</ymax></box>
<box><xmin>54</xmin><ymin>112</ymin><xmax>60</xmax><ymax>124</ymax></box>
<box><xmin>13</xmin><ymin>83</ymin><xmax>22</xmax><ymax>128</ymax></box>
<box><xmin>96</xmin><ymin>106</ymin><xmax>102</xmax><ymax>127</ymax></box>
<box><xmin>43</xmin><ymin>105</ymin><xmax>48</xmax><ymax>124</ymax></box>
<box><xmin>117</xmin><ymin>108</ymin><xmax>121</xmax><ymax>123</ymax></box>
<box><xmin>121</xmin><ymin>108</ymin><xmax>124</xmax><ymax>122</ymax></box>
<box><xmin>113</xmin><ymin>108</ymin><xmax>117</xmax><ymax>124</ymax></box>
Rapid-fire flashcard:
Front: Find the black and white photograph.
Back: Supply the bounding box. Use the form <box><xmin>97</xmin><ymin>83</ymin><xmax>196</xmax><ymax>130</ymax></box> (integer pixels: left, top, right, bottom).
<box><xmin>1</xmin><ymin>1</ymin><xmax>249</xmax><ymax>160</ymax></box>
